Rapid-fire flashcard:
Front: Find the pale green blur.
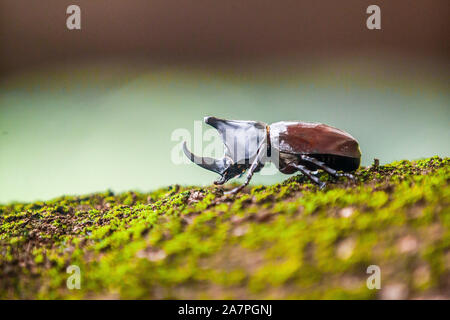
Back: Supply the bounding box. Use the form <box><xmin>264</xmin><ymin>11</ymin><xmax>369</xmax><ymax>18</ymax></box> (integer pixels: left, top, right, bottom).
<box><xmin>1</xmin><ymin>61</ymin><xmax>449</xmax><ymax>203</ymax></box>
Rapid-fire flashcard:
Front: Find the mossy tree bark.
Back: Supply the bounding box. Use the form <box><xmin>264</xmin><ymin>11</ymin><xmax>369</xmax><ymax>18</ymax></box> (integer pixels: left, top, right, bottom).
<box><xmin>0</xmin><ymin>157</ymin><xmax>448</xmax><ymax>299</ymax></box>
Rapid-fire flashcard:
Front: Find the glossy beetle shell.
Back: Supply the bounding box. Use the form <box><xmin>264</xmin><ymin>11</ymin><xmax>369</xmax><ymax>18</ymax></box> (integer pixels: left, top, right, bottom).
<box><xmin>270</xmin><ymin>121</ymin><xmax>361</xmax><ymax>158</ymax></box>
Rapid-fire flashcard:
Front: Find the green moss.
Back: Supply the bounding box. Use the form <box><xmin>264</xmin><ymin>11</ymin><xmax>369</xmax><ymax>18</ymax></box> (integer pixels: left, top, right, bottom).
<box><xmin>0</xmin><ymin>157</ymin><xmax>448</xmax><ymax>299</ymax></box>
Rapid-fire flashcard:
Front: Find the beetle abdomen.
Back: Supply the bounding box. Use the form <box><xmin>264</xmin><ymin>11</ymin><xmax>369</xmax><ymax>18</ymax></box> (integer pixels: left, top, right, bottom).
<box><xmin>278</xmin><ymin>152</ymin><xmax>359</xmax><ymax>174</ymax></box>
<box><xmin>270</xmin><ymin>121</ymin><xmax>361</xmax><ymax>159</ymax></box>
<box><xmin>304</xmin><ymin>154</ymin><xmax>360</xmax><ymax>172</ymax></box>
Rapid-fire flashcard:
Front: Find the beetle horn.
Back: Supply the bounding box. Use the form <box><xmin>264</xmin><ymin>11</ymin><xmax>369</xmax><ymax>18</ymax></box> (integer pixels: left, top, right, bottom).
<box><xmin>182</xmin><ymin>141</ymin><xmax>229</xmax><ymax>175</ymax></box>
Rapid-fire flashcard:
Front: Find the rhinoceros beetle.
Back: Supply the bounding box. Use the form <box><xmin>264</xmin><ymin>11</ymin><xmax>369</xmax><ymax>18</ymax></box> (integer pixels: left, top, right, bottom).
<box><xmin>183</xmin><ymin>116</ymin><xmax>361</xmax><ymax>194</ymax></box>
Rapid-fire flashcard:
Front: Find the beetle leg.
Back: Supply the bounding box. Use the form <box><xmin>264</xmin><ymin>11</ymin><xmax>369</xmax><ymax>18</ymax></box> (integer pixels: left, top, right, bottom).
<box><xmin>225</xmin><ymin>149</ymin><xmax>264</xmax><ymax>195</ymax></box>
<box><xmin>291</xmin><ymin>163</ymin><xmax>326</xmax><ymax>189</ymax></box>
<box><xmin>300</xmin><ymin>155</ymin><xmax>356</xmax><ymax>180</ymax></box>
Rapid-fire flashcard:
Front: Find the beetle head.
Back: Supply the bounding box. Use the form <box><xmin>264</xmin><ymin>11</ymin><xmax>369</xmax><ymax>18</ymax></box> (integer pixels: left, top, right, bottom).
<box><xmin>183</xmin><ymin>116</ymin><xmax>267</xmax><ymax>184</ymax></box>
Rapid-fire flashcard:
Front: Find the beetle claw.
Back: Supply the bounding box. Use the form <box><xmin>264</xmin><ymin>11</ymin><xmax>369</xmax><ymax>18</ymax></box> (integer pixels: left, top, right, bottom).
<box><xmin>214</xmin><ymin>176</ymin><xmax>227</xmax><ymax>185</ymax></box>
<box><xmin>338</xmin><ymin>172</ymin><xmax>356</xmax><ymax>181</ymax></box>
<box><xmin>224</xmin><ymin>186</ymin><xmax>242</xmax><ymax>195</ymax></box>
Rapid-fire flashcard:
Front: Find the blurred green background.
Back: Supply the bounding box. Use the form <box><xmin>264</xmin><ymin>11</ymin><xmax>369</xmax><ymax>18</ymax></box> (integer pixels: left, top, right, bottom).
<box><xmin>1</xmin><ymin>58</ymin><xmax>448</xmax><ymax>203</ymax></box>
<box><xmin>0</xmin><ymin>1</ymin><xmax>448</xmax><ymax>203</ymax></box>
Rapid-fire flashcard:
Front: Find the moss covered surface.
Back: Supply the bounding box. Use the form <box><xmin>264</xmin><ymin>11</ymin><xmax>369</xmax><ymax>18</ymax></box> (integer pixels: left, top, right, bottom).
<box><xmin>0</xmin><ymin>157</ymin><xmax>449</xmax><ymax>299</ymax></box>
